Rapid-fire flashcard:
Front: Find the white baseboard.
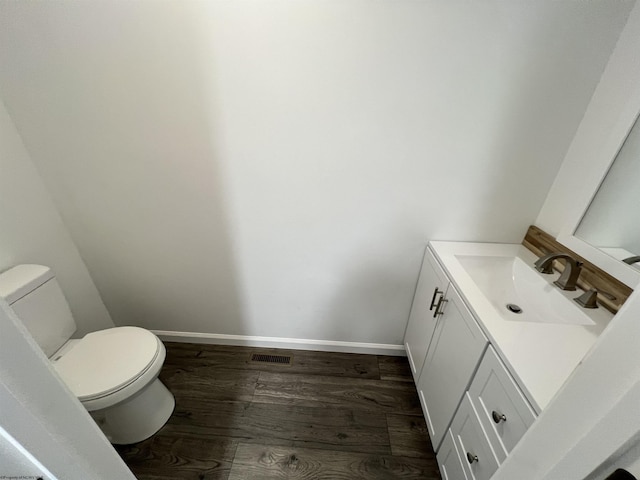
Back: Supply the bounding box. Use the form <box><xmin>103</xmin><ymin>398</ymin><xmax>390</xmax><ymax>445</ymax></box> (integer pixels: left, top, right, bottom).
<box><xmin>151</xmin><ymin>330</ymin><xmax>407</xmax><ymax>356</ymax></box>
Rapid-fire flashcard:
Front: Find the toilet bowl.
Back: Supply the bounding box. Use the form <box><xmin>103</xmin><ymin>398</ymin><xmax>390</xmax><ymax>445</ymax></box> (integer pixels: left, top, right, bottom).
<box><xmin>0</xmin><ymin>264</ymin><xmax>175</xmax><ymax>445</ymax></box>
<box><xmin>52</xmin><ymin>326</ymin><xmax>175</xmax><ymax>444</ymax></box>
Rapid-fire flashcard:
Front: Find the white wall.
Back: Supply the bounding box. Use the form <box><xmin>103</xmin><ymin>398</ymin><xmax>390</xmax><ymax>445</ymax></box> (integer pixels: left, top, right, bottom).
<box><xmin>494</xmin><ymin>5</ymin><xmax>640</xmax><ymax>478</ymax></box>
<box><xmin>0</xmin><ymin>1</ymin><xmax>632</xmax><ymax>345</ymax></box>
<box><xmin>0</xmin><ymin>100</ymin><xmax>113</xmax><ymax>336</ymax></box>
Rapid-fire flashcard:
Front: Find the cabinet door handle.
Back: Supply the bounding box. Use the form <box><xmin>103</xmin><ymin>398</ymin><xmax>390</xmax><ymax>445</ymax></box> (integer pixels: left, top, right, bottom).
<box><xmin>429</xmin><ymin>287</ymin><xmax>443</xmax><ymax>311</ymax></box>
<box><xmin>492</xmin><ymin>411</ymin><xmax>507</xmax><ymax>423</ymax></box>
<box><xmin>466</xmin><ymin>452</ymin><xmax>478</xmax><ymax>464</ymax></box>
<box><xmin>433</xmin><ymin>297</ymin><xmax>448</xmax><ymax>318</ymax></box>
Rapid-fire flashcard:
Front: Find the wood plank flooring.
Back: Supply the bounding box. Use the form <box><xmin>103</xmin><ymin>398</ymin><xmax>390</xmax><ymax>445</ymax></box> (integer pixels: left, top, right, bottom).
<box><xmin>116</xmin><ymin>343</ymin><xmax>441</xmax><ymax>480</ymax></box>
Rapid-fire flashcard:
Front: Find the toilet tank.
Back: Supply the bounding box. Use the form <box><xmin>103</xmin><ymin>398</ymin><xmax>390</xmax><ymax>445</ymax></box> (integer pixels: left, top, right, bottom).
<box><xmin>0</xmin><ymin>265</ymin><xmax>77</xmax><ymax>357</ymax></box>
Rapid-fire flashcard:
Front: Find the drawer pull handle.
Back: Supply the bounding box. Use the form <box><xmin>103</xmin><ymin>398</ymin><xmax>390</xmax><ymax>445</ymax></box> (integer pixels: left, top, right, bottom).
<box><xmin>429</xmin><ymin>288</ymin><xmax>443</xmax><ymax>310</ymax></box>
<box><xmin>433</xmin><ymin>297</ymin><xmax>448</xmax><ymax>318</ymax></box>
<box><xmin>466</xmin><ymin>452</ymin><xmax>478</xmax><ymax>464</ymax></box>
<box><xmin>492</xmin><ymin>411</ymin><xmax>507</xmax><ymax>423</ymax></box>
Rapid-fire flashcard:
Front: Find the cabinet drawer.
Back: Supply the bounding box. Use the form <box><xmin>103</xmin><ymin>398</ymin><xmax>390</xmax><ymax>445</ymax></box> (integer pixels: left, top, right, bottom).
<box><xmin>452</xmin><ymin>394</ymin><xmax>499</xmax><ymax>480</ymax></box>
<box><xmin>469</xmin><ymin>346</ymin><xmax>536</xmax><ymax>462</ymax></box>
<box><xmin>437</xmin><ymin>429</ymin><xmax>468</xmax><ymax>480</ymax></box>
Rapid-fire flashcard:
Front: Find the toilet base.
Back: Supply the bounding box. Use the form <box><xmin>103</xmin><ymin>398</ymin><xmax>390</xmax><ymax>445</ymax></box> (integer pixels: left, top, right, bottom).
<box><xmin>89</xmin><ymin>378</ymin><xmax>175</xmax><ymax>445</ymax></box>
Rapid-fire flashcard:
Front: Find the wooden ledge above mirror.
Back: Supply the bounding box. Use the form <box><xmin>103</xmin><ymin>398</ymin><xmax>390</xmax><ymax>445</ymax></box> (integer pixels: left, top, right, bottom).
<box><xmin>523</xmin><ymin>225</ymin><xmax>633</xmax><ymax>314</ymax></box>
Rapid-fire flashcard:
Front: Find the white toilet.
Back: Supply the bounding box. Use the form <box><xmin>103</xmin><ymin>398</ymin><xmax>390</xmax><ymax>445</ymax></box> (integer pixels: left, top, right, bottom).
<box><xmin>0</xmin><ymin>264</ymin><xmax>175</xmax><ymax>445</ymax></box>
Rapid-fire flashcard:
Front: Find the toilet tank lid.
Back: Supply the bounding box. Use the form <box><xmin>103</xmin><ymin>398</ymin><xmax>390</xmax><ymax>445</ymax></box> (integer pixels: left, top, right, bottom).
<box><xmin>0</xmin><ymin>265</ymin><xmax>55</xmax><ymax>305</ymax></box>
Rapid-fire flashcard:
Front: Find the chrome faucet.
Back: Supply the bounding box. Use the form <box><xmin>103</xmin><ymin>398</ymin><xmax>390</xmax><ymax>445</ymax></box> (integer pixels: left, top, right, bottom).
<box><xmin>623</xmin><ymin>255</ymin><xmax>640</xmax><ymax>265</ymax></box>
<box><xmin>534</xmin><ymin>253</ymin><xmax>583</xmax><ymax>291</ymax></box>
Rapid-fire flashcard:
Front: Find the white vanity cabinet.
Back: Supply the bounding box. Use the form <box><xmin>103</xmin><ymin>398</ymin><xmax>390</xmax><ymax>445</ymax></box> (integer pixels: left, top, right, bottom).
<box><xmin>406</xmin><ymin>243</ymin><xmax>539</xmax><ymax>479</ymax></box>
<box><xmin>404</xmin><ymin>246</ymin><xmax>450</xmax><ymax>381</ymax></box>
<box><xmin>417</xmin><ymin>283</ymin><xmax>488</xmax><ymax>450</ymax></box>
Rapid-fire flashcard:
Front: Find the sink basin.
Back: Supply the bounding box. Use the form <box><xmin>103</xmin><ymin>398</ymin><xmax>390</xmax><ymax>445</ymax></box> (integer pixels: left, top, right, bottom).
<box><xmin>455</xmin><ymin>254</ymin><xmax>595</xmax><ymax>326</ymax></box>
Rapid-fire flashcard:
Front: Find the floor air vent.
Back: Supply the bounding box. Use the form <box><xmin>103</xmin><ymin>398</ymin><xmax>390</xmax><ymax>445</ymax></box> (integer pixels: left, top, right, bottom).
<box><xmin>250</xmin><ymin>353</ymin><xmax>292</xmax><ymax>365</ymax></box>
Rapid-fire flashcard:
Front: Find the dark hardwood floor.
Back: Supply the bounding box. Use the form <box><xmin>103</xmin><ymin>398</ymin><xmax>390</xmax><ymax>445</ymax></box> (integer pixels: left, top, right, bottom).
<box><xmin>116</xmin><ymin>343</ymin><xmax>442</xmax><ymax>479</ymax></box>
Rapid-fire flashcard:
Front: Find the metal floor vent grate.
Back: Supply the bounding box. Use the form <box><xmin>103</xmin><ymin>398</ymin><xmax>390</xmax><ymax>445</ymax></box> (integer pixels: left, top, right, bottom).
<box><xmin>250</xmin><ymin>353</ymin><xmax>292</xmax><ymax>365</ymax></box>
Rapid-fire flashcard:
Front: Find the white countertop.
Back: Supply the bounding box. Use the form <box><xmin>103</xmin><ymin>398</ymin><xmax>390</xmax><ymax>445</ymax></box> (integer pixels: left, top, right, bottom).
<box><xmin>429</xmin><ymin>241</ymin><xmax>613</xmax><ymax>412</ymax></box>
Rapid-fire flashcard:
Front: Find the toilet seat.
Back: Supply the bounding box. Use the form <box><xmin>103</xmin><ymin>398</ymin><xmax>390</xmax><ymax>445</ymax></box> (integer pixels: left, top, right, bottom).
<box><xmin>53</xmin><ymin>326</ymin><xmax>161</xmax><ymax>405</ymax></box>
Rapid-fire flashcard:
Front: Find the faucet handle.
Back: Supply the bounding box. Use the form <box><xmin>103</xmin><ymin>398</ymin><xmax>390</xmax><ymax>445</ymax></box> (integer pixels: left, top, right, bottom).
<box><xmin>574</xmin><ymin>289</ymin><xmax>599</xmax><ymax>309</ymax></box>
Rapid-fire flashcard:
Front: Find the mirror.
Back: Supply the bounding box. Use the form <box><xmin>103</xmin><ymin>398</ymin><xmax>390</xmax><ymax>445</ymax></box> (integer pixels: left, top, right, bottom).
<box><xmin>574</xmin><ymin>113</ymin><xmax>640</xmax><ymax>270</ymax></box>
<box><xmin>554</xmin><ymin>44</ymin><xmax>640</xmax><ymax>290</ymax></box>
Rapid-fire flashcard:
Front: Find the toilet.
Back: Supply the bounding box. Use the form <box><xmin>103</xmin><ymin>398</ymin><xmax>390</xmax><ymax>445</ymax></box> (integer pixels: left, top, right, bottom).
<box><xmin>0</xmin><ymin>264</ymin><xmax>175</xmax><ymax>445</ymax></box>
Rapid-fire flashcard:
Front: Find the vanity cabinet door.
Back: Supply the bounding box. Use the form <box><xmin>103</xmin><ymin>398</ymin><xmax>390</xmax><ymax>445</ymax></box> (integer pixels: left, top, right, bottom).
<box><xmin>417</xmin><ymin>285</ymin><xmax>488</xmax><ymax>451</ymax></box>
<box><xmin>404</xmin><ymin>246</ymin><xmax>450</xmax><ymax>381</ymax></box>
